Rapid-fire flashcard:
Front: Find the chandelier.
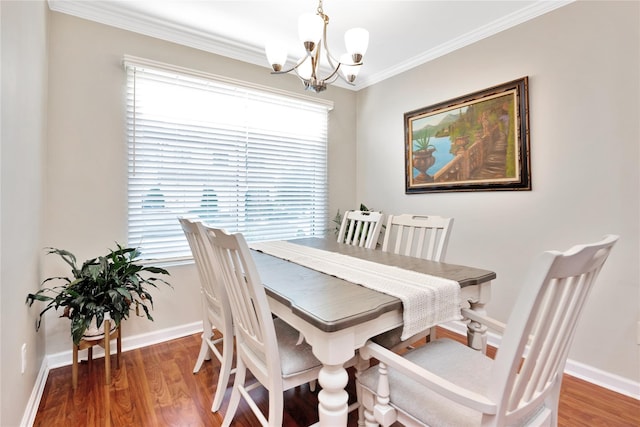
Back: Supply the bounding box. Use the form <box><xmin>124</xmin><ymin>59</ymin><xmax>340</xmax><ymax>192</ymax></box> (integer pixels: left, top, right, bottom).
<box><xmin>265</xmin><ymin>0</ymin><xmax>369</xmax><ymax>93</ymax></box>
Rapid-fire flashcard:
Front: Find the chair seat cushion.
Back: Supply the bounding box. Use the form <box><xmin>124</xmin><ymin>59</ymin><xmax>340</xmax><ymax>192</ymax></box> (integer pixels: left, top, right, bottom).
<box><xmin>358</xmin><ymin>338</ymin><xmax>493</xmax><ymax>426</ymax></box>
<box><xmin>274</xmin><ymin>318</ymin><xmax>322</xmax><ymax>378</ymax></box>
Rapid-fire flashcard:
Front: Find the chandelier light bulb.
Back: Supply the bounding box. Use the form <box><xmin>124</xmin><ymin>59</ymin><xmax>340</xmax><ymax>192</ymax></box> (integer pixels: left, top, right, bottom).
<box><xmin>265</xmin><ymin>43</ymin><xmax>288</xmax><ymax>72</ymax></box>
<box><xmin>298</xmin><ymin>13</ymin><xmax>324</xmax><ymax>52</ymax></box>
<box><xmin>345</xmin><ymin>27</ymin><xmax>369</xmax><ymax>63</ymax></box>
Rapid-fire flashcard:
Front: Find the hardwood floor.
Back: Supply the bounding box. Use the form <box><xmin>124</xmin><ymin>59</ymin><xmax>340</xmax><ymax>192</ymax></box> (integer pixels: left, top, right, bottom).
<box><xmin>34</xmin><ymin>327</ymin><xmax>639</xmax><ymax>427</ymax></box>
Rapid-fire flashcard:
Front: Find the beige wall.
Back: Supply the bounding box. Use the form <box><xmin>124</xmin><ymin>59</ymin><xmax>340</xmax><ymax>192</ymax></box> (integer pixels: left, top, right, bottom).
<box><xmin>7</xmin><ymin>1</ymin><xmax>639</xmax><ymax>423</ymax></box>
<box><xmin>42</xmin><ymin>11</ymin><xmax>357</xmax><ymax>354</ymax></box>
<box><xmin>1</xmin><ymin>1</ymin><xmax>48</xmax><ymax>425</ymax></box>
<box><xmin>356</xmin><ymin>0</ymin><xmax>640</xmax><ymax>383</ymax></box>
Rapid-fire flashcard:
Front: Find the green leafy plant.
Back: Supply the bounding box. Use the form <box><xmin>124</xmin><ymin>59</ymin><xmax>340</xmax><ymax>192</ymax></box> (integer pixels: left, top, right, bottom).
<box><xmin>413</xmin><ymin>128</ymin><xmax>435</xmax><ymax>151</ymax></box>
<box><xmin>26</xmin><ymin>244</ymin><xmax>171</xmax><ymax>345</ymax></box>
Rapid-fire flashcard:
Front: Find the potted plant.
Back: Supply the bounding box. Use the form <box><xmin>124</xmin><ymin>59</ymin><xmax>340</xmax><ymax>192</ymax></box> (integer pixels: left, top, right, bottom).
<box><xmin>26</xmin><ymin>244</ymin><xmax>171</xmax><ymax>345</ymax></box>
<box><xmin>412</xmin><ymin>130</ymin><xmax>437</xmax><ymax>183</ymax></box>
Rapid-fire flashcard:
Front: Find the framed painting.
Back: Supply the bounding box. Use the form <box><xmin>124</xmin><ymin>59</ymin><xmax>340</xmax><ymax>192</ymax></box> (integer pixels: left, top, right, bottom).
<box><xmin>405</xmin><ymin>77</ymin><xmax>530</xmax><ymax>193</ymax></box>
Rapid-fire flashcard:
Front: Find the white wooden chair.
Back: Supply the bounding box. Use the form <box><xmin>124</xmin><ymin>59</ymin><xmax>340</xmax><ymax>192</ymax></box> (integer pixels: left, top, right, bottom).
<box><xmin>381</xmin><ymin>214</ymin><xmax>454</xmax><ymax>262</ymax></box>
<box><xmin>202</xmin><ymin>226</ymin><xmax>323</xmax><ymax>427</ymax></box>
<box><xmin>337</xmin><ymin>210</ymin><xmax>384</xmax><ymax>249</ymax></box>
<box><xmin>358</xmin><ymin>235</ymin><xmax>618</xmax><ymax>427</ymax></box>
<box><xmin>374</xmin><ymin>214</ymin><xmax>454</xmax><ymax>350</ymax></box>
<box><xmin>178</xmin><ymin>217</ymin><xmax>234</xmax><ymax>412</ymax></box>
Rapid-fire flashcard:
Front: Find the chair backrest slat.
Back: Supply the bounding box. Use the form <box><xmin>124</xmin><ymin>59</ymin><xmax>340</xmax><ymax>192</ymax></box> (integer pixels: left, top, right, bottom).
<box><xmin>382</xmin><ymin>214</ymin><xmax>454</xmax><ymax>262</ymax></box>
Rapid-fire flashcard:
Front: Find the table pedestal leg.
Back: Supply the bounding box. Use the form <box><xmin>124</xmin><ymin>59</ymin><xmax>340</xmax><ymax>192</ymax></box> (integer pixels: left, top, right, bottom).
<box><xmin>317</xmin><ymin>364</ymin><xmax>349</xmax><ymax>426</ymax></box>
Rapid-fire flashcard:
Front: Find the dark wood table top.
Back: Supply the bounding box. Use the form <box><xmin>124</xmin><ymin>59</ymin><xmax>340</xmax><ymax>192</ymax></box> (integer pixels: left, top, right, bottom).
<box><xmin>252</xmin><ymin>237</ymin><xmax>496</xmax><ymax>333</ymax></box>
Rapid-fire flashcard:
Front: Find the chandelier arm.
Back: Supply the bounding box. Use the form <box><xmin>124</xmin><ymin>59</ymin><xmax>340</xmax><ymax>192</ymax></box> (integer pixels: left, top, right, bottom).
<box><xmin>323</xmin><ymin>66</ymin><xmax>356</xmax><ymax>87</ymax></box>
<box><xmin>319</xmin><ymin>37</ymin><xmax>357</xmax><ymax>86</ymax></box>
<box><xmin>270</xmin><ymin>52</ymin><xmax>312</xmax><ymax>75</ymax></box>
<box><xmin>320</xmin><ymin>64</ymin><xmax>341</xmax><ymax>84</ymax></box>
<box><xmin>320</xmin><ymin>12</ymin><xmax>341</xmax><ymax>74</ymax></box>
<box><xmin>311</xmin><ymin>42</ymin><xmax>322</xmax><ymax>80</ymax></box>
<box><xmin>311</xmin><ymin>9</ymin><xmax>347</xmax><ymax>84</ymax></box>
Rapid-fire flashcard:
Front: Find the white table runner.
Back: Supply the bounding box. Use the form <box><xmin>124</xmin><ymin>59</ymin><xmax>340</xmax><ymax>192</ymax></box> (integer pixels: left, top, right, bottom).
<box><xmin>250</xmin><ymin>240</ymin><xmax>461</xmax><ymax>340</ymax></box>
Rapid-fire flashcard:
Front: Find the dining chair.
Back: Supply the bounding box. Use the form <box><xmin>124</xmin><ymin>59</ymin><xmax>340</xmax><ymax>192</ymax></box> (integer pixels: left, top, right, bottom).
<box><xmin>373</xmin><ymin>214</ymin><xmax>454</xmax><ymax>350</ymax></box>
<box><xmin>202</xmin><ymin>226</ymin><xmax>323</xmax><ymax>427</ymax></box>
<box><xmin>178</xmin><ymin>217</ymin><xmax>234</xmax><ymax>413</ymax></box>
<box><xmin>337</xmin><ymin>210</ymin><xmax>384</xmax><ymax>249</ymax></box>
<box><xmin>357</xmin><ymin>234</ymin><xmax>618</xmax><ymax>427</ymax></box>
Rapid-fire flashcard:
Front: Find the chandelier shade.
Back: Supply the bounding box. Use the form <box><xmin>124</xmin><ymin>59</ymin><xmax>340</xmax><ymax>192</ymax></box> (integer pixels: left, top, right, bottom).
<box><xmin>344</xmin><ymin>27</ymin><xmax>369</xmax><ymax>62</ymax></box>
<box><xmin>265</xmin><ymin>44</ymin><xmax>288</xmax><ymax>72</ymax></box>
<box><xmin>265</xmin><ymin>0</ymin><xmax>369</xmax><ymax>92</ymax></box>
<box><xmin>298</xmin><ymin>13</ymin><xmax>323</xmax><ymax>47</ymax></box>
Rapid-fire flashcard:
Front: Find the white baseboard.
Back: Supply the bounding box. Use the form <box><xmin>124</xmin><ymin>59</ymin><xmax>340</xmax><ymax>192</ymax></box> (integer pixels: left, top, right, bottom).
<box><xmin>45</xmin><ymin>321</ymin><xmax>203</xmax><ymax>369</ymax></box>
<box><xmin>21</xmin><ymin>321</ymin><xmax>203</xmax><ymax>426</ymax></box>
<box><xmin>440</xmin><ymin>321</ymin><xmax>640</xmax><ymax>400</ymax></box>
<box><xmin>22</xmin><ymin>320</ymin><xmax>639</xmax><ymax>426</ymax></box>
<box><xmin>20</xmin><ymin>358</ymin><xmax>50</xmax><ymax>427</ymax></box>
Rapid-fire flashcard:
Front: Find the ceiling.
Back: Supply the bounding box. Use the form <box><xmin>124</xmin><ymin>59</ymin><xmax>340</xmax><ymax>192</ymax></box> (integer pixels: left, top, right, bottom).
<box><xmin>48</xmin><ymin>0</ymin><xmax>571</xmax><ymax>90</ymax></box>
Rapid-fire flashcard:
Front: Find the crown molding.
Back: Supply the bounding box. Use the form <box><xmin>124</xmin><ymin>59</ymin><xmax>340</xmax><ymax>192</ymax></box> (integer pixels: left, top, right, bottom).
<box><xmin>357</xmin><ymin>0</ymin><xmax>574</xmax><ymax>89</ymax></box>
<box><xmin>48</xmin><ymin>0</ymin><xmax>265</xmax><ymax>64</ymax></box>
<box><xmin>48</xmin><ymin>0</ymin><xmax>573</xmax><ymax>92</ymax></box>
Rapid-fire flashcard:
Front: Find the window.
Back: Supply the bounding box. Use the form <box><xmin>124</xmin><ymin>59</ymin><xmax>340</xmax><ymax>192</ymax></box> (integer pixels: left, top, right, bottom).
<box><xmin>125</xmin><ymin>57</ymin><xmax>331</xmax><ymax>261</ymax></box>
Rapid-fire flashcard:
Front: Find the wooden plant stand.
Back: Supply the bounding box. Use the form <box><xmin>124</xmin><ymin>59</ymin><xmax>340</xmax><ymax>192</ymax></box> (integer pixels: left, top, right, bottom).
<box><xmin>71</xmin><ymin>318</ymin><xmax>121</xmax><ymax>389</ymax></box>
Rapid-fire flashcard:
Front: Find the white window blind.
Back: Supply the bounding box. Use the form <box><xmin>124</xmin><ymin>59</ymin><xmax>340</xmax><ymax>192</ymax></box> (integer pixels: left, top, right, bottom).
<box><xmin>125</xmin><ymin>59</ymin><xmax>330</xmax><ymax>261</ymax></box>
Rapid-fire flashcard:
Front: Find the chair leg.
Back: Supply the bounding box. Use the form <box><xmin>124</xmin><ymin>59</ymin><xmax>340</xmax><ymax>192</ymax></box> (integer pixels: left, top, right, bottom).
<box><xmin>361</xmin><ymin>388</ymin><xmax>379</xmax><ymax>427</ymax></box>
<box><xmin>211</xmin><ymin>333</ymin><xmax>234</xmax><ymax>412</ymax></box>
<box><xmin>221</xmin><ymin>359</ymin><xmax>246</xmax><ymax>426</ymax></box>
<box><xmin>268</xmin><ymin>386</ymin><xmax>284</xmax><ymax>427</ymax></box>
<box><xmin>355</xmin><ymin>354</ymin><xmax>371</xmax><ymax>427</ymax></box>
<box><xmin>373</xmin><ymin>361</ymin><xmax>397</xmax><ymax>427</ymax></box>
<box><xmin>295</xmin><ymin>331</ymin><xmax>317</xmax><ymax>392</ymax></box>
<box><xmin>193</xmin><ymin>330</ymin><xmax>212</xmax><ymax>373</ymax></box>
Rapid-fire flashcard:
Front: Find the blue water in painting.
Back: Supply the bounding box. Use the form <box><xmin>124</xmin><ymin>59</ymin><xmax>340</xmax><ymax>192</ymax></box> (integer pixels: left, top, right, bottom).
<box><xmin>426</xmin><ymin>136</ymin><xmax>454</xmax><ymax>175</ymax></box>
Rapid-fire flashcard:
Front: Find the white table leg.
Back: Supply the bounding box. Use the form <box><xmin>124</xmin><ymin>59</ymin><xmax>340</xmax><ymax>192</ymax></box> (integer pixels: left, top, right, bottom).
<box><xmin>317</xmin><ymin>363</ymin><xmax>350</xmax><ymax>426</ymax></box>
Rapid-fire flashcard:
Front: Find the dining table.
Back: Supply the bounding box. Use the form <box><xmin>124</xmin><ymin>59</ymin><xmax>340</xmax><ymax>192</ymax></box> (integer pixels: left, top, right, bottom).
<box><xmin>250</xmin><ymin>237</ymin><xmax>496</xmax><ymax>427</ymax></box>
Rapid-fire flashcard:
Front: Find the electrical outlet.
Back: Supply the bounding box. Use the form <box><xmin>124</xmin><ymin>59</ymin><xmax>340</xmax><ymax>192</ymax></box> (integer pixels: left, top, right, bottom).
<box><xmin>21</xmin><ymin>343</ymin><xmax>27</xmax><ymax>374</ymax></box>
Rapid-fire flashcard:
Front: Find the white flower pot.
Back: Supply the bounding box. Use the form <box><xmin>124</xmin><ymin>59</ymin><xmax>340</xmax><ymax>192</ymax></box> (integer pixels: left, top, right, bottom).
<box><xmin>83</xmin><ymin>313</ymin><xmax>117</xmax><ymax>341</ymax></box>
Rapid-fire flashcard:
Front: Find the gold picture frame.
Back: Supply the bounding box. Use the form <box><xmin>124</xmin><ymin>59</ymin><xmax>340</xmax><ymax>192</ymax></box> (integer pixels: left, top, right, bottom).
<box><xmin>405</xmin><ymin>77</ymin><xmax>530</xmax><ymax>193</ymax></box>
